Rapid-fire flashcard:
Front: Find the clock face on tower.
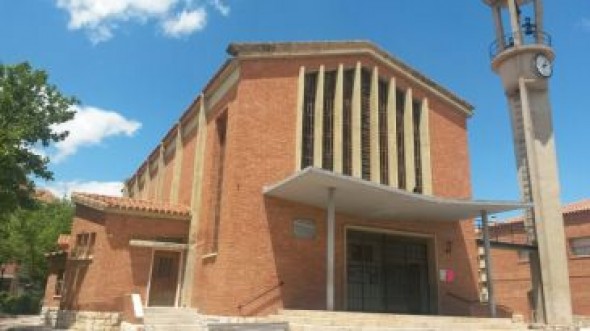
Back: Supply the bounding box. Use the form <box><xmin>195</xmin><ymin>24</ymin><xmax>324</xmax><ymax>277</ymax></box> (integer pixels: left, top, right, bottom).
<box><xmin>534</xmin><ymin>53</ymin><xmax>553</xmax><ymax>78</ymax></box>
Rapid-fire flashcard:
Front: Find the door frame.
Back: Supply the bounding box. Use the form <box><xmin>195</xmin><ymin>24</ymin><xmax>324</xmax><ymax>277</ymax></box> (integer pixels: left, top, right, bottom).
<box><xmin>145</xmin><ymin>248</ymin><xmax>184</xmax><ymax>307</ymax></box>
<box><xmin>343</xmin><ymin>225</ymin><xmax>439</xmax><ymax>314</ymax></box>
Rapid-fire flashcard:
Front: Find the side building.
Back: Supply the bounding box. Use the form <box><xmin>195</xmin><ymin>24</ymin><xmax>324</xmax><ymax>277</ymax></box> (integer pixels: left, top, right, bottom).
<box><xmin>490</xmin><ymin>199</ymin><xmax>590</xmax><ymax>321</ymax></box>
<box><xmin>43</xmin><ymin>41</ymin><xmax>527</xmax><ymax>327</ymax></box>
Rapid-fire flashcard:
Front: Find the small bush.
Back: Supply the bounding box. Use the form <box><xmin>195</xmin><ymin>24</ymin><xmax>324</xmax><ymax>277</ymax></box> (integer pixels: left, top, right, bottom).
<box><xmin>0</xmin><ymin>291</ymin><xmax>43</xmax><ymax>315</ymax></box>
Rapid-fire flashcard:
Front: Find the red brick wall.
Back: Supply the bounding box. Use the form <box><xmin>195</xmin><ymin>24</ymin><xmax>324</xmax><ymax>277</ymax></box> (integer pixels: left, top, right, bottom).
<box><xmin>492</xmin><ymin>210</ymin><xmax>590</xmax><ymax>320</ymax></box>
<box><xmin>61</xmin><ymin>205</ymin><xmax>188</xmax><ymax>317</ymax></box>
<box><xmin>187</xmin><ymin>55</ymin><xmax>478</xmax><ymax>316</ymax></box>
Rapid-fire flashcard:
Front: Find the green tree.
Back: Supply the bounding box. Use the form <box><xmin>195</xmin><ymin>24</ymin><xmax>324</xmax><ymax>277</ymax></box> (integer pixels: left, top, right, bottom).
<box><xmin>0</xmin><ymin>199</ymin><xmax>73</xmax><ymax>314</ymax></box>
<box><xmin>0</xmin><ymin>62</ymin><xmax>76</xmax><ymax>217</ymax></box>
<box><xmin>0</xmin><ymin>199</ymin><xmax>73</xmax><ymax>284</ymax></box>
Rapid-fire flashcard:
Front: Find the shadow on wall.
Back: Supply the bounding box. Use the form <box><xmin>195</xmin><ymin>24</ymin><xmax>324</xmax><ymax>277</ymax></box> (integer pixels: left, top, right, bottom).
<box><xmin>264</xmin><ymin>196</ymin><xmax>328</xmax><ymax>312</ymax></box>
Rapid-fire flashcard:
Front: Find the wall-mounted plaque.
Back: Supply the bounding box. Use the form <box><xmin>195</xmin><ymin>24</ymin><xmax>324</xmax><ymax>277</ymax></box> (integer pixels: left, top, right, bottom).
<box><xmin>293</xmin><ymin>219</ymin><xmax>316</xmax><ymax>239</ymax></box>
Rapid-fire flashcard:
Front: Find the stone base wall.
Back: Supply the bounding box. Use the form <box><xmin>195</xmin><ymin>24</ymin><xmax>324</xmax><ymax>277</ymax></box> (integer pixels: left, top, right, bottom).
<box><xmin>41</xmin><ymin>306</ymin><xmax>121</xmax><ymax>330</ymax></box>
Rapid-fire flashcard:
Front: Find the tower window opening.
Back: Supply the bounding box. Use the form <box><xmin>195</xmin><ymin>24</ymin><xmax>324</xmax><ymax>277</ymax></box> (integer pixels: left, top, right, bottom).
<box><xmin>342</xmin><ymin>69</ymin><xmax>354</xmax><ymax>175</ymax></box>
<box><xmin>301</xmin><ymin>72</ymin><xmax>317</xmax><ymax>169</ymax></box>
<box><xmin>413</xmin><ymin>100</ymin><xmax>423</xmax><ymax>193</ymax></box>
<box><xmin>323</xmin><ymin>71</ymin><xmax>337</xmax><ymax>171</ymax></box>
<box><xmin>396</xmin><ymin>89</ymin><xmax>406</xmax><ymax>189</ymax></box>
<box><xmin>360</xmin><ymin>69</ymin><xmax>371</xmax><ymax>181</ymax></box>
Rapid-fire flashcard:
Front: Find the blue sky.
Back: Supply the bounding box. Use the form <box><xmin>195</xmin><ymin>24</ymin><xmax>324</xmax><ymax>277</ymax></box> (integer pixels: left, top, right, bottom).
<box><xmin>0</xmin><ymin>1</ymin><xmax>588</xmax><ymax>205</ymax></box>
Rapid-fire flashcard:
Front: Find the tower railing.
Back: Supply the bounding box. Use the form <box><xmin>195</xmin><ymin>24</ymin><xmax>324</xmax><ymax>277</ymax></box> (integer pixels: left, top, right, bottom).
<box><xmin>489</xmin><ymin>31</ymin><xmax>552</xmax><ymax>59</ymax></box>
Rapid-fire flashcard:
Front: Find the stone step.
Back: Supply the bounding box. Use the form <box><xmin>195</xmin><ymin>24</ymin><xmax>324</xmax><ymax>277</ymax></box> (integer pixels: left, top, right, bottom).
<box><xmin>207</xmin><ymin>322</ymin><xmax>289</xmax><ymax>331</ymax></box>
<box><xmin>277</xmin><ymin>310</ymin><xmax>517</xmax><ymax>325</ymax></box>
<box><xmin>289</xmin><ymin>326</ymin><xmax>529</xmax><ymax>331</ymax></box>
<box><xmin>277</xmin><ymin>318</ymin><xmax>524</xmax><ymax>329</ymax></box>
<box><xmin>144</xmin><ymin>324</ymin><xmax>207</xmax><ymax>331</ymax></box>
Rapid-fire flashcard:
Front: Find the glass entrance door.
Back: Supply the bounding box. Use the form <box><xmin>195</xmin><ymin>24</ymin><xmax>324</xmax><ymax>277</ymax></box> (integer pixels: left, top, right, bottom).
<box><xmin>347</xmin><ymin>229</ymin><xmax>432</xmax><ymax>314</ymax></box>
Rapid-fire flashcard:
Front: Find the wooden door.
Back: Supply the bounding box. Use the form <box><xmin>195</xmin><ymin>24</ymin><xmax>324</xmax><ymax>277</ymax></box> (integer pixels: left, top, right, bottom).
<box><xmin>148</xmin><ymin>251</ymin><xmax>180</xmax><ymax>306</ymax></box>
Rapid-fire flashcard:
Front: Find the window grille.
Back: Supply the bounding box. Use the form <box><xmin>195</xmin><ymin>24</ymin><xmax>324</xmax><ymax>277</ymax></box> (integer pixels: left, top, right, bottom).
<box><xmin>342</xmin><ymin>69</ymin><xmax>354</xmax><ymax>175</ymax></box>
<box><xmin>360</xmin><ymin>69</ymin><xmax>371</xmax><ymax>180</ymax></box>
<box><xmin>378</xmin><ymin>80</ymin><xmax>389</xmax><ymax>185</ymax></box>
<box><xmin>413</xmin><ymin>100</ymin><xmax>423</xmax><ymax>193</ymax></box>
<box><xmin>322</xmin><ymin>71</ymin><xmax>337</xmax><ymax>170</ymax></box>
<box><xmin>396</xmin><ymin>89</ymin><xmax>406</xmax><ymax>189</ymax></box>
<box><xmin>301</xmin><ymin>73</ymin><xmax>317</xmax><ymax>169</ymax></box>
<box><xmin>570</xmin><ymin>237</ymin><xmax>590</xmax><ymax>256</ymax></box>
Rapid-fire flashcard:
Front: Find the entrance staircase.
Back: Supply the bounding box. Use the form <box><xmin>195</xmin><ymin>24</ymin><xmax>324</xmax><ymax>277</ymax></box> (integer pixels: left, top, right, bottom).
<box><xmin>143</xmin><ymin>308</ymin><xmax>529</xmax><ymax>330</ymax></box>
<box><xmin>269</xmin><ymin>310</ymin><xmax>530</xmax><ymax>331</ymax></box>
<box><xmin>143</xmin><ymin>307</ymin><xmax>287</xmax><ymax>331</ymax></box>
<box><xmin>143</xmin><ymin>307</ymin><xmax>203</xmax><ymax>330</ymax></box>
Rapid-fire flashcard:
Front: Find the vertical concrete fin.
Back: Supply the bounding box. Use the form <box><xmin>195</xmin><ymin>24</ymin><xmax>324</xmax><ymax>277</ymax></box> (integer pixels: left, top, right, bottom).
<box><xmin>387</xmin><ymin>77</ymin><xmax>398</xmax><ymax>188</ymax></box>
<box><xmin>313</xmin><ymin>66</ymin><xmax>325</xmax><ymax>168</ymax></box>
<box><xmin>294</xmin><ymin>66</ymin><xmax>305</xmax><ymax>171</ymax></box>
<box><xmin>351</xmin><ymin>62</ymin><xmax>362</xmax><ymax>178</ymax></box>
<box><xmin>404</xmin><ymin>88</ymin><xmax>415</xmax><ymax>192</ymax></box>
<box><xmin>370</xmin><ymin>66</ymin><xmax>380</xmax><ymax>183</ymax></box>
<box><xmin>420</xmin><ymin>98</ymin><xmax>433</xmax><ymax>195</ymax></box>
<box><xmin>333</xmin><ymin>64</ymin><xmax>344</xmax><ymax>173</ymax></box>
<box><xmin>170</xmin><ymin>125</ymin><xmax>184</xmax><ymax>203</ymax></box>
<box><xmin>182</xmin><ymin>95</ymin><xmax>208</xmax><ymax>307</ymax></box>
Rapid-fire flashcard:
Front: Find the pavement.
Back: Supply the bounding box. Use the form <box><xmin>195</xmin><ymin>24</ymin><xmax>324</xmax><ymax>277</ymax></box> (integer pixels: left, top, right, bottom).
<box><xmin>0</xmin><ymin>315</ymin><xmax>51</xmax><ymax>331</ymax></box>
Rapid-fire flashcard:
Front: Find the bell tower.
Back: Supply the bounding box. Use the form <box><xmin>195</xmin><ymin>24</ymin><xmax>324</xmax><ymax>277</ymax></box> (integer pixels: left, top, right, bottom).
<box><xmin>483</xmin><ymin>0</ymin><xmax>572</xmax><ymax>326</ymax></box>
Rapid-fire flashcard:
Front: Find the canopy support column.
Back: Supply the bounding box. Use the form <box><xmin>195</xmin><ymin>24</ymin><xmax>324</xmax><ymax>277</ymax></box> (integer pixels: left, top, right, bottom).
<box><xmin>326</xmin><ymin>187</ymin><xmax>336</xmax><ymax>311</ymax></box>
<box><xmin>481</xmin><ymin>209</ymin><xmax>497</xmax><ymax>318</ymax></box>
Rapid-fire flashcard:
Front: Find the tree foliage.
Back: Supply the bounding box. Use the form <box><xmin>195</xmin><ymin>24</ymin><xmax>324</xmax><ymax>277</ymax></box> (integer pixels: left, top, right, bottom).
<box><xmin>0</xmin><ymin>62</ymin><xmax>76</xmax><ymax>217</ymax></box>
<box><xmin>0</xmin><ymin>199</ymin><xmax>74</xmax><ymax>285</ymax></box>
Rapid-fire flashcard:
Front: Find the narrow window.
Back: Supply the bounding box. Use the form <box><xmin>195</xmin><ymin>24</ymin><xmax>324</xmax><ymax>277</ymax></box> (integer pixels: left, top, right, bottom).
<box><xmin>322</xmin><ymin>71</ymin><xmax>337</xmax><ymax>170</ymax></box>
<box><xmin>413</xmin><ymin>100</ymin><xmax>423</xmax><ymax>193</ymax></box>
<box><xmin>342</xmin><ymin>69</ymin><xmax>354</xmax><ymax>175</ymax></box>
<box><xmin>212</xmin><ymin>112</ymin><xmax>227</xmax><ymax>251</ymax></box>
<box><xmin>301</xmin><ymin>73</ymin><xmax>317</xmax><ymax>169</ymax></box>
<box><xmin>360</xmin><ymin>68</ymin><xmax>371</xmax><ymax>180</ymax></box>
<box><xmin>396</xmin><ymin>89</ymin><xmax>406</xmax><ymax>189</ymax></box>
<box><xmin>378</xmin><ymin>80</ymin><xmax>389</xmax><ymax>185</ymax></box>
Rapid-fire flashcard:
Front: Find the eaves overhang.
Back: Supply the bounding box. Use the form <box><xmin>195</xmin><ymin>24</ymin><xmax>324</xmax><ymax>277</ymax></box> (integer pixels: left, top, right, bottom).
<box><xmin>263</xmin><ymin>167</ymin><xmax>530</xmax><ymax>222</ymax></box>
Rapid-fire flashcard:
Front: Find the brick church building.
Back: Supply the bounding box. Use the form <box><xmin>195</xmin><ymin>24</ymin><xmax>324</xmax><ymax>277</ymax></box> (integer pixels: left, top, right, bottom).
<box><xmin>42</xmin><ymin>41</ymin><xmax>528</xmax><ymax>326</ymax></box>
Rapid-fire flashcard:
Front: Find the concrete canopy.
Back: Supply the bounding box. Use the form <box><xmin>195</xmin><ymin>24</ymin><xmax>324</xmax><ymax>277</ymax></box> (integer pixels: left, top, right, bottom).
<box><xmin>263</xmin><ymin>167</ymin><xmax>530</xmax><ymax>222</ymax></box>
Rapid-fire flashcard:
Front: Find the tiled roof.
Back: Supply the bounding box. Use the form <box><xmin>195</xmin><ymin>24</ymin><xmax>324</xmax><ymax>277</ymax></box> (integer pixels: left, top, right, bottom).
<box><xmin>562</xmin><ymin>199</ymin><xmax>590</xmax><ymax>216</ymax></box>
<box><xmin>71</xmin><ymin>192</ymin><xmax>191</xmax><ymax>219</ymax></box>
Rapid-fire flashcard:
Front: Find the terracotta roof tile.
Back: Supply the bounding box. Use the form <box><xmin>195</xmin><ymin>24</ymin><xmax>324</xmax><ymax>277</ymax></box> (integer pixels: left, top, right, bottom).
<box><xmin>71</xmin><ymin>192</ymin><xmax>191</xmax><ymax>219</ymax></box>
<box><xmin>561</xmin><ymin>199</ymin><xmax>590</xmax><ymax>216</ymax></box>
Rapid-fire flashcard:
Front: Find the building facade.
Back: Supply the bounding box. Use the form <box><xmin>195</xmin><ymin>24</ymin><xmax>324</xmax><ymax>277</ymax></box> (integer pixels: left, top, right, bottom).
<box><xmin>44</xmin><ymin>41</ymin><xmax>528</xmax><ymax>325</ymax></box>
<box><xmin>491</xmin><ymin>199</ymin><xmax>590</xmax><ymax>320</ymax></box>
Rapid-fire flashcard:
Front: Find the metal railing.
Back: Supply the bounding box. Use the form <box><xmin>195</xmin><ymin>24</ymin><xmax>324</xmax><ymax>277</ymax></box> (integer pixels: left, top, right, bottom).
<box><xmin>489</xmin><ymin>30</ymin><xmax>552</xmax><ymax>59</ymax></box>
<box><xmin>237</xmin><ymin>280</ymin><xmax>284</xmax><ymax>315</ymax></box>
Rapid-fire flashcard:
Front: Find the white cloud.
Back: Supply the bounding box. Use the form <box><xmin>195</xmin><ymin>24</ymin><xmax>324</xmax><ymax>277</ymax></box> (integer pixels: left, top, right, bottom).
<box><xmin>162</xmin><ymin>8</ymin><xmax>207</xmax><ymax>37</ymax></box>
<box><xmin>210</xmin><ymin>0</ymin><xmax>229</xmax><ymax>16</ymax></box>
<box><xmin>51</xmin><ymin>105</ymin><xmax>141</xmax><ymax>162</ymax></box>
<box><xmin>43</xmin><ymin>180</ymin><xmax>124</xmax><ymax>198</ymax></box>
<box><xmin>55</xmin><ymin>0</ymin><xmax>230</xmax><ymax>43</ymax></box>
